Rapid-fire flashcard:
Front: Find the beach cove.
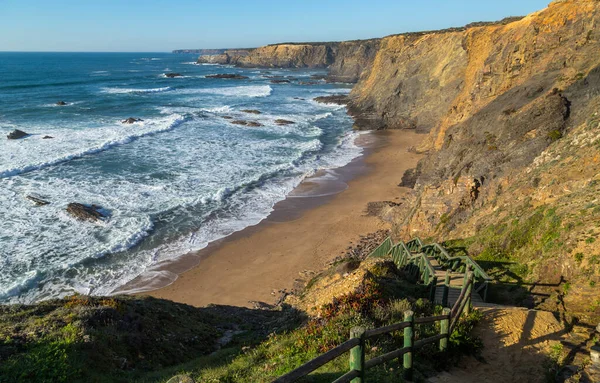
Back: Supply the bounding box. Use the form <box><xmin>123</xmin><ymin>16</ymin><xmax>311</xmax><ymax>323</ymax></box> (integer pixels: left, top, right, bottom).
<box><xmin>143</xmin><ymin>129</ymin><xmax>424</xmax><ymax>307</ymax></box>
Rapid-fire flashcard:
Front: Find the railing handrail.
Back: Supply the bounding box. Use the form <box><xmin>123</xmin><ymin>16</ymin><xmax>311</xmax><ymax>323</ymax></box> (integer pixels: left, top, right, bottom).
<box><xmin>424</xmin><ymin>242</ymin><xmax>492</xmax><ymax>282</ymax></box>
<box><xmin>272</xmin><ymin>338</ymin><xmax>361</xmax><ymax>383</ymax></box>
<box><xmin>462</xmin><ymin>255</ymin><xmax>492</xmax><ymax>281</ymax></box>
<box><xmin>273</xmin><ymin>311</ymin><xmax>453</xmax><ymax>383</ymax></box>
<box><xmin>275</xmin><ymin>238</ymin><xmax>482</xmax><ymax>383</ymax></box>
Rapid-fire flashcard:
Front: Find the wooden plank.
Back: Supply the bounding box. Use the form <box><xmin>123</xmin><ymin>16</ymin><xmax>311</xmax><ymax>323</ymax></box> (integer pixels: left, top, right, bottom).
<box><xmin>331</xmin><ymin>370</ymin><xmax>360</xmax><ymax>383</ymax></box>
<box><xmin>365</xmin><ymin>321</ymin><xmax>410</xmax><ymax>338</ymax></box>
<box><xmin>414</xmin><ymin>333</ymin><xmax>447</xmax><ymax>349</ymax></box>
<box><xmin>414</xmin><ymin>314</ymin><xmax>449</xmax><ymax>325</ymax></box>
<box><xmin>364</xmin><ymin>346</ymin><xmax>410</xmax><ymax>369</ymax></box>
<box><xmin>272</xmin><ymin>338</ymin><xmax>360</xmax><ymax>383</ymax></box>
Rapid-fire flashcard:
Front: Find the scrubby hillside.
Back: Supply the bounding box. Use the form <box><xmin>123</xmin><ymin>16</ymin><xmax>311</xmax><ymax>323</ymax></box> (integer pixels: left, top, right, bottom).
<box><xmin>348</xmin><ymin>0</ymin><xmax>600</xmax><ymax>321</ymax></box>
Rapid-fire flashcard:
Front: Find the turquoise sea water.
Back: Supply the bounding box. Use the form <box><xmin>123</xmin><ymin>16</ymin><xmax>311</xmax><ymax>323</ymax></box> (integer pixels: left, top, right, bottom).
<box><xmin>0</xmin><ymin>52</ymin><xmax>360</xmax><ymax>303</ymax></box>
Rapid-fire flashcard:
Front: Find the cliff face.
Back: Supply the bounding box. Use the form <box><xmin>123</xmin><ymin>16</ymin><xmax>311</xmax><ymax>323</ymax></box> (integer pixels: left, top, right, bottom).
<box><xmin>236</xmin><ymin>44</ymin><xmax>335</xmax><ymax>68</ymax></box>
<box><xmin>350</xmin><ymin>0</ymin><xmax>600</xmax><ymax>319</ymax></box>
<box><xmin>196</xmin><ymin>49</ymin><xmax>252</xmax><ymax>65</ymax></box>
<box><xmin>197</xmin><ymin>41</ymin><xmax>380</xmax><ymax>83</ymax></box>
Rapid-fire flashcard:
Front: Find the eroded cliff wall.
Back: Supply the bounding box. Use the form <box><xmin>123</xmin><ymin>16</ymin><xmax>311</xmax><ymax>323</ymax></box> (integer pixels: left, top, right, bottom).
<box><xmin>197</xmin><ymin>40</ymin><xmax>380</xmax><ymax>83</ymax></box>
<box><xmin>349</xmin><ymin>0</ymin><xmax>600</xmax><ymax>319</ymax></box>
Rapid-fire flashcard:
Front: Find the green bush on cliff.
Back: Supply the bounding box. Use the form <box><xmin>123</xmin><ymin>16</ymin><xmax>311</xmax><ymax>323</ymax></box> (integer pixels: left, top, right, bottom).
<box><xmin>0</xmin><ymin>296</ymin><xmax>222</xmax><ymax>383</ymax></box>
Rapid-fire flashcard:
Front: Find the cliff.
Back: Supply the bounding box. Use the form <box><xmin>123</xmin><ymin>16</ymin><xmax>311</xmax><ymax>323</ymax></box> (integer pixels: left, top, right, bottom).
<box><xmin>348</xmin><ymin>0</ymin><xmax>600</xmax><ymax>320</ymax></box>
<box><xmin>197</xmin><ymin>40</ymin><xmax>380</xmax><ymax>83</ymax></box>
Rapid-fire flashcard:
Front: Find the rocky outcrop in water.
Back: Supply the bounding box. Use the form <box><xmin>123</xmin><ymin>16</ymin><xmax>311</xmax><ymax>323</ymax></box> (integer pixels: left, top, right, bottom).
<box><xmin>7</xmin><ymin>129</ymin><xmax>28</xmax><ymax>139</ymax></box>
<box><xmin>230</xmin><ymin>120</ymin><xmax>262</xmax><ymax>127</ymax></box>
<box><xmin>122</xmin><ymin>118</ymin><xmax>143</xmax><ymax>124</ymax></box>
<box><xmin>314</xmin><ymin>95</ymin><xmax>350</xmax><ymax>105</ymax></box>
<box><xmin>66</xmin><ymin>203</ymin><xmax>107</xmax><ymax>222</ymax></box>
<box><xmin>205</xmin><ymin>74</ymin><xmax>249</xmax><ymax>80</ymax></box>
<box><xmin>56</xmin><ymin>101</ymin><xmax>67</xmax><ymax>106</ymax></box>
<box><xmin>26</xmin><ymin>195</ymin><xmax>50</xmax><ymax>206</ymax></box>
<box><xmin>165</xmin><ymin>73</ymin><xmax>183</xmax><ymax>78</ymax></box>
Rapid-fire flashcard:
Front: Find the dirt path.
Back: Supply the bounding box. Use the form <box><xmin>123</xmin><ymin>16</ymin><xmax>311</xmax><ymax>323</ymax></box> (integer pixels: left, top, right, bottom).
<box><xmin>428</xmin><ymin>308</ymin><xmax>567</xmax><ymax>383</ymax></box>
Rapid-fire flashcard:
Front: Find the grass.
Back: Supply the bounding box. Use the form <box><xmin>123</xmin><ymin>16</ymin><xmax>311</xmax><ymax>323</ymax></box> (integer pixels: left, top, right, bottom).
<box><xmin>443</xmin><ymin>205</ymin><xmax>566</xmax><ymax>305</ymax></box>
<box><xmin>178</xmin><ymin>262</ymin><xmax>482</xmax><ymax>383</ymax></box>
<box><xmin>0</xmin><ymin>261</ymin><xmax>484</xmax><ymax>383</ymax></box>
<box><xmin>0</xmin><ymin>296</ymin><xmax>225</xmax><ymax>383</ymax></box>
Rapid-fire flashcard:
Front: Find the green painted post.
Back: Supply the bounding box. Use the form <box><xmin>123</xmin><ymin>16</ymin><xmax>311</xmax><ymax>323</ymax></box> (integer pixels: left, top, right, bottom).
<box><xmin>465</xmin><ymin>272</ymin><xmax>473</xmax><ymax>315</ymax></box>
<box><xmin>424</xmin><ymin>265</ymin><xmax>430</xmax><ymax>285</ymax></box>
<box><xmin>439</xmin><ymin>308</ymin><xmax>451</xmax><ymax>352</ymax></box>
<box><xmin>442</xmin><ymin>270</ymin><xmax>450</xmax><ymax>307</ymax></box>
<box><xmin>403</xmin><ymin>310</ymin><xmax>415</xmax><ymax>381</ymax></box>
<box><xmin>349</xmin><ymin>327</ymin><xmax>365</xmax><ymax>383</ymax></box>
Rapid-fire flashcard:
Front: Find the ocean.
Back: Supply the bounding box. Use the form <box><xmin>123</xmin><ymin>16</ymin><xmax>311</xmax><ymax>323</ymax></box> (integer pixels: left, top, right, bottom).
<box><xmin>0</xmin><ymin>52</ymin><xmax>361</xmax><ymax>304</ymax></box>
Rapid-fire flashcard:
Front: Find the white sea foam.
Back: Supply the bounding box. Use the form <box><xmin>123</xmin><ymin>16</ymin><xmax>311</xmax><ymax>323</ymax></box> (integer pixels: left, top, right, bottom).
<box><xmin>178</xmin><ymin>85</ymin><xmax>272</xmax><ymax>98</ymax></box>
<box><xmin>101</xmin><ymin>86</ymin><xmax>173</xmax><ymax>94</ymax></box>
<box><xmin>0</xmin><ymin>114</ymin><xmax>186</xmax><ymax>178</ymax></box>
<box><xmin>0</xmin><ymin>62</ymin><xmax>364</xmax><ymax>304</ymax></box>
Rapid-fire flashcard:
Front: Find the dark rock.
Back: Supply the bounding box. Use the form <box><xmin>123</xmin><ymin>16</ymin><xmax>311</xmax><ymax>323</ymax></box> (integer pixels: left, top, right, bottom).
<box><xmin>314</xmin><ymin>95</ymin><xmax>350</xmax><ymax>105</ymax></box>
<box><xmin>122</xmin><ymin>118</ymin><xmax>143</xmax><ymax>124</ymax></box>
<box><xmin>66</xmin><ymin>203</ymin><xmax>107</xmax><ymax>222</ymax></box>
<box><xmin>56</xmin><ymin>101</ymin><xmax>67</xmax><ymax>106</ymax></box>
<box><xmin>42</xmin><ymin>135</ymin><xmax>54</xmax><ymax>139</ymax></box>
<box><xmin>164</xmin><ymin>72</ymin><xmax>183</xmax><ymax>78</ymax></box>
<box><xmin>365</xmin><ymin>201</ymin><xmax>402</xmax><ymax>217</ymax></box>
<box><xmin>7</xmin><ymin>129</ymin><xmax>28</xmax><ymax>140</ymax></box>
<box><xmin>26</xmin><ymin>195</ymin><xmax>50</xmax><ymax>206</ymax></box>
<box><xmin>231</xmin><ymin>120</ymin><xmax>263</xmax><ymax>127</ymax></box>
<box><xmin>310</xmin><ymin>74</ymin><xmax>328</xmax><ymax>80</ymax></box>
<box><xmin>241</xmin><ymin>109</ymin><xmax>261</xmax><ymax>114</ymax></box>
<box><xmin>275</xmin><ymin>119</ymin><xmax>295</xmax><ymax>125</ymax></box>
<box><xmin>398</xmin><ymin>168</ymin><xmax>420</xmax><ymax>188</ymax></box>
<box><xmin>205</xmin><ymin>74</ymin><xmax>249</xmax><ymax>80</ymax></box>
<box><xmin>293</xmin><ymin>97</ymin><xmax>306</xmax><ymax>100</ymax></box>
<box><xmin>270</xmin><ymin>79</ymin><xmax>290</xmax><ymax>84</ymax></box>
<box><xmin>222</xmin><ymin>116</ymin><xmax>233</xmax><ymax>119</ymax></box>
<box><xmin>298</xmin><ymin>81</ymin><xmax>319</xmax><ymax>85</ymax></box>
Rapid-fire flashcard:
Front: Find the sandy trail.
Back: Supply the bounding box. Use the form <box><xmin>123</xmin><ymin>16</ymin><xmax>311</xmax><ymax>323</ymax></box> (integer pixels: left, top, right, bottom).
<box><xmin>428</xmin><ymin>308</ymin><xmax>567</xmax><ymax>383</ymax></box>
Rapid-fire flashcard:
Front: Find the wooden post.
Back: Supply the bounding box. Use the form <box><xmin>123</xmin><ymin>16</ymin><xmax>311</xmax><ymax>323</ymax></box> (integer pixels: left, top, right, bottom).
<box><xmin>403</xmin><ymin>310</ymin><xmax>414</xmax><ymax>381</ymax></box>
<box><xmin>349</xmin><ymin>327</ymin><xmax>365</xmax><ymax>383</ymax></box>
<box><xmin>429</xmin><ymin>276</ymin><xmax>437</xmax><ymax>302</ymax></box>
<box><xmin>442</xmin><ymin>270</ymin><xmax>450</xmax><ymax>307</ymax></box>
<box><xmin>439</xmin><ymin>308</ymin><xmax>451</xmax><ymax>352</ymax></box>
<box><xmin>465</xmin><ymin>272</ymin><xmax>473</xmax><ymax>315</ymax></box>
<box><xmin>462</xmin><ymin>264</ymin><xmax>471</xmax><ymax>288</ymax></box>
<box><xmin>424</xmin><ymin>266</ymin><xmax>430</xmax><ymax>285</ymax></box>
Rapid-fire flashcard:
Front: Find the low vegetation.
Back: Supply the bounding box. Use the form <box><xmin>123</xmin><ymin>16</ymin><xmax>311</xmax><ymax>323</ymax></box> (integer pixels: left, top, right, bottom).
<box><xmin>0</xmin><ymin>259</ymin><xmax>483</xmax><ymax>383</ymax></box>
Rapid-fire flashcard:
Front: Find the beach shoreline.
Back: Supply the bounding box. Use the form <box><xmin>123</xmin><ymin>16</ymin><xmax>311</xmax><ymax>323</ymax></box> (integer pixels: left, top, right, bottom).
<box><xmin>127</xmin><ymin>129</ymin><xmax>424</xmax><ymax>308</ymax></box>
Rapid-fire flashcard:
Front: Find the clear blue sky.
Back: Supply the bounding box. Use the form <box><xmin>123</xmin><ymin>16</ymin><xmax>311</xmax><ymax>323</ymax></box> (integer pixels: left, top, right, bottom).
<box><xmin>0</xmin><ymin>0</ymin><xmax>550</xmax><ymax>52</ymax></box>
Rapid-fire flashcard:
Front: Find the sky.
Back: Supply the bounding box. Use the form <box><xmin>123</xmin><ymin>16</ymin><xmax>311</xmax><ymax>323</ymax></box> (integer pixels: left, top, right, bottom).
<box><xmin>0</xmin><ymin>0</ymin><xmax>550</xmax><ymax>52</ymax></box>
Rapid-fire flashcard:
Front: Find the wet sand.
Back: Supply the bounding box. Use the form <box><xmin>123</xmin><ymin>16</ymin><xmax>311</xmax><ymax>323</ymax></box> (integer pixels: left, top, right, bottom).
<box><xmin>138</xmin><ymin>130</ymin><xmax>424</xmax><ymax>307</ymax></box>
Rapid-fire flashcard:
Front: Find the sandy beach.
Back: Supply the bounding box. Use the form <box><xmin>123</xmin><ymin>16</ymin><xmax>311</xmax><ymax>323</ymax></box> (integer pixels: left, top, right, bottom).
<box><xmin>144</xmin><ymin>130</ymin><xmax>424</xmax><ymax>307</ymax></box>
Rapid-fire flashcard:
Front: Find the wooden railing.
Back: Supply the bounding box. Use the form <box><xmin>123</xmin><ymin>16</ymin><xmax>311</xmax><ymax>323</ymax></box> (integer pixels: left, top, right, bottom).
<box><xmin>420</xmin><ymin>240</ymin><xmax>492</xmax><ymax>302</ymax></box>
<box><xmin>273</xmin><ymin>238</ymin><xmax>478</xmax><ymax>383</ymax></box>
